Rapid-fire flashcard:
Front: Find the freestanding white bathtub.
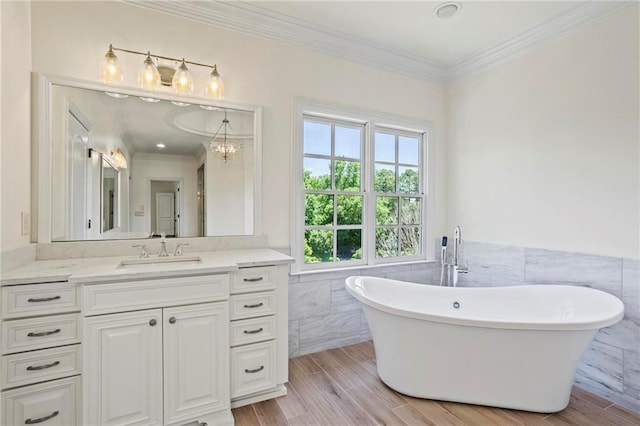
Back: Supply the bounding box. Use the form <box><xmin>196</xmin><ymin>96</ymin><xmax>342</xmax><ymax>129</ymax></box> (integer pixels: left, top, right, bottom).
<box><xmin>345</xmin><ymin>276</ymin><xmax>624</xmax><ymax>413</ymax></box>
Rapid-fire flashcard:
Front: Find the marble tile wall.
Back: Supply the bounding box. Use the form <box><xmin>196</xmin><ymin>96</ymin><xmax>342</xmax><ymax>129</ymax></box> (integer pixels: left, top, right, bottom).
<box><xmin>287</xmin><ymin>261</ymin><xmax>440</xmax><ymax>357</ymax></box>
<box><xmin>288</xmin><ymin>241</ymin><xmax>640</xmax><ymax>412</ymax></box>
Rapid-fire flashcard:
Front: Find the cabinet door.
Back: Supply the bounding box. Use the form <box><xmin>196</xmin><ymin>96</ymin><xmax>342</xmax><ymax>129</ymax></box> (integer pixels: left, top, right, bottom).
<box><xmin>84</xmin><ymin>309</ymin><xmax>163</xmax><ymax>426</ymax></box>
<box><xmin>163</xmin><ymin>302</ymin><xmax>229</xmax><ymax>425</ymax></box>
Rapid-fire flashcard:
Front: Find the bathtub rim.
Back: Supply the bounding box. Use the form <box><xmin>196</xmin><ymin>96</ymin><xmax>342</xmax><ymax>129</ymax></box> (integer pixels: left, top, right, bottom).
<box><xmin>345</xmin><ymin>276</ymin><xmax>624</xmax><ymax>332</ymax></box>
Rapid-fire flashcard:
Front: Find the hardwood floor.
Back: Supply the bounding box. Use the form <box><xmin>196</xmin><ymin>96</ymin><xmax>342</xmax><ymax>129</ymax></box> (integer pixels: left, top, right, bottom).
<box><xmin>232</xmin><ymin>341</ymin><xmax>640</xmax><ymax>426</ymax></box>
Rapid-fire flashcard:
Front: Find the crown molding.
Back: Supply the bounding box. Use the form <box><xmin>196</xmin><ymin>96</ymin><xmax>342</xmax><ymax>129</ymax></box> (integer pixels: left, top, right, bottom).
<box><xmin>124</xmin><ymin>0</ymin><xmax>449</xmax><ymax>81</ymax></box>
<box><xmin>125</xmin><ymin>0</ymin><xmax>633</xmax><ymax>83</ymax></box>
<box><xmin>446</xmin><ymin>1</ymin><xmax>634</xmax><ymax>80</ymax></box>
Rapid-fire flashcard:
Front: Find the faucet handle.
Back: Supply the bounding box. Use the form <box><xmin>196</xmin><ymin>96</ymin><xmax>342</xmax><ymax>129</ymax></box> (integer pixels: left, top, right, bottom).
<box><xmin>174</xmin><ymin>242</ymin><xmax>189</xmax><ymax>256</ymax></box>
<box><xmin>132</xmin><ymin>244</ymin><xmax>149</xmax><ymax>258</ymax></box>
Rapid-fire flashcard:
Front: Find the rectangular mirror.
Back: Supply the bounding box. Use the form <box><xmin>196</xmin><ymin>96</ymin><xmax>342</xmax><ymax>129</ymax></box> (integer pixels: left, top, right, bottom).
<box><xmin>33</xmin><ymin>74</ymin><xmax>262</xmax><ymax>242</ymax></box>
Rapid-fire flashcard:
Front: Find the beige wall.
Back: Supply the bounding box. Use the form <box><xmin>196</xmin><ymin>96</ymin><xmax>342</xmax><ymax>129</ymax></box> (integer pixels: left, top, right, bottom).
<box><xmin>28</xmin><ymin>0</ymin><xmax>448</xmax><ymax>250</ymax></box>
<box><xmin>1</xmin><ymin>1</ymin><xmax>31</xmax><ymax>251</ymax></box>
<box><xmin>447</xmin><ymin>6</ymin><xmax>639</xmax><ymax>259</ymax></box>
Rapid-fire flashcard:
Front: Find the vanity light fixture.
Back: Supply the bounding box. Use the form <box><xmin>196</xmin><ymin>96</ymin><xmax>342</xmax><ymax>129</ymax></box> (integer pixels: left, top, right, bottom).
<box><xmin>110</xmin><ymin>148</ymin><xmax>128</xmax><ymax>170</ymax></box>
<box><xmin>156</xmin><ymin>143</ymin><xmax>166</xmax><ymax>149</ymax></box>
<box><xmin>210</xmin><ymin>111</ymin><xmax>241</xmax><ymax>163</ymax></box>
<box><xmin>99</xmin><ymin>44</ymin><xmax>225</xmax><ymax>99</ymax></box>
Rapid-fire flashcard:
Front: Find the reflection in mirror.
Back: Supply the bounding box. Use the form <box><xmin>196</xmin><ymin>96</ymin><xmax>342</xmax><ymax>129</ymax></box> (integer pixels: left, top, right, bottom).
<box><xmin>46</xmin><ymin>81</ymin><xmax>257</xmax><ymax>241</ymax></box>
<box><xmin>102</xmin><ymin>157</ymin><xmax>119</xmax><ymax>233</ymax></box>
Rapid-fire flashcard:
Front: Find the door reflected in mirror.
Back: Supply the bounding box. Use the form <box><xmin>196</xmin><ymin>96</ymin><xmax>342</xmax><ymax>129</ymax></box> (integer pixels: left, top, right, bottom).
<box><xmin>102</xmin><ymin>157</ymin><xmax>119</xmax><ymax>233</ymax></box>
<box><xmin>44</xmin><ymin>80</ymin><xmax>258</xmax><ymax>241</ymax></box>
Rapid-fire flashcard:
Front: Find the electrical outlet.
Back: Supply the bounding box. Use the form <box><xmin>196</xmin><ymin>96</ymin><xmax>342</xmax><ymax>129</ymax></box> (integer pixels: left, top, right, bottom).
<box><xmin>21</xmin><ymin>212</ymin><xmax>30</xmax><ymax>236</ymax></box>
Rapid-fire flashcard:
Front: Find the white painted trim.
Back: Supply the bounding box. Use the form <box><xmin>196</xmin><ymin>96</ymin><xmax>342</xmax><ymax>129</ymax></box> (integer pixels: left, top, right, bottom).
<box><xmin>291</xmin><ymin>98</ymin><xmax>435</xmax><ymax>273</ymax></box>
<box><xmin>124</xmin><ymin>0</ymin><xmax>632</xmax><ymax>82</ymax></box>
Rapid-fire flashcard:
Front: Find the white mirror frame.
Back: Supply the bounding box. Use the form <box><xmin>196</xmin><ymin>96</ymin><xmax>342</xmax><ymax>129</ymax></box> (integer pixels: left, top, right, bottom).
<box><xmin>32</xmin><ymin>73</ymin><xmax>263</xmax><ymax>243</ymax></box>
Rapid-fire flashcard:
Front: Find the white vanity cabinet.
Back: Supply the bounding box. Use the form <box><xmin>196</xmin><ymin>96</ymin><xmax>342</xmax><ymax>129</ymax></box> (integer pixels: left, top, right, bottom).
<box><xmin>1</xmin><ymin>281</ymin><xmax>81</xmax><ymax>426</ymax></box>
<box><xmin>1</xmin><ymin>249</ymin><xmax>293</xmax><ymax>426</ymax></box>
<box><xmin>229</xmin><ymin>265</ymin><xmax>289</xmax><ymax>407</ymax></box>
<box><xmin>82</xmin><ymin>274</ymin><xmax>232</xmax><ymax>426</ymax></box>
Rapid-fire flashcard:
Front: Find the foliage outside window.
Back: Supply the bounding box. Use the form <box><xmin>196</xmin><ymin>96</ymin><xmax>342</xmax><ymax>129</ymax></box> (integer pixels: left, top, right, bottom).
<box><xmin>303</xmin><ymin>117</ymin><xmax>364</xmax><ymax>264</ymax></box>
<box><xmin>296</xmin><ymin>106</ymin><xmax>429</xmax><ymax>272</ymax></box>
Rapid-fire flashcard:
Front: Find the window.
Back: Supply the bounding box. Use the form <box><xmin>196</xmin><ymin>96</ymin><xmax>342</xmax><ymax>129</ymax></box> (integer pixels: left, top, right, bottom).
<box><xmin>374</xmin><ymin>129</ymin><xmax>423</xmax><ymax>259</ymax></box>
<box><xmin>293</xmin><ymin>100</ymin><xmax>433</xmax><ymax>272</ymax></box>
<box><xmin>303</xmin><ymin>117</ymin><xmax>365</xmax><ymax>265</ymax></box>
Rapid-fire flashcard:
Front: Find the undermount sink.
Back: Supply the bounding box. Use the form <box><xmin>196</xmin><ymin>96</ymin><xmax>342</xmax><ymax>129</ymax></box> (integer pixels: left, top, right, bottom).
<box><xmin>117</xmin><ymin>256</ymin><xmax>203</xmax><ymax>268</ymax></box>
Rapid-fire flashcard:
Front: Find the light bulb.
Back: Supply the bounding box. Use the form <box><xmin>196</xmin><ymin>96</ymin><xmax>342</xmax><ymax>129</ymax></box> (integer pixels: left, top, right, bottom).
<box><xmin>138</xmin><ymin>52</ymin><xmax>160</xmax><ymax>89</ymax></box>
<box><xmin>171</xmin><ymin>59</ymin><xmax>194</xmax><ymax>94</ymax></box>
<box><xmin>205</xmin><ymin>65</ymin><xmax>225</xmax><ymax>99</ymax></box>
<box><xmin>100</xmin><ymin>44</ymin><xmax>123</xmax><ymax>84</ymax></box>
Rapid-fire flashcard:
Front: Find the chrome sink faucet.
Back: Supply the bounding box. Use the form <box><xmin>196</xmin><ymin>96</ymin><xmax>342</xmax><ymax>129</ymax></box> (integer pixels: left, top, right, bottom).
<box><xmin>158</xmin><ymin>233</ymin><xmax>169</xmax><ymax>257</ymax></box>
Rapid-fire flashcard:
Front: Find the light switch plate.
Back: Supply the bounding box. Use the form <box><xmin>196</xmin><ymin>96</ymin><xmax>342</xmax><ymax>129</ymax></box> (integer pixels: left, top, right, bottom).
<box><xmin>21</xmin><ymin>212</ymin><xmax>30</xmax><ymax>235</ymax></box>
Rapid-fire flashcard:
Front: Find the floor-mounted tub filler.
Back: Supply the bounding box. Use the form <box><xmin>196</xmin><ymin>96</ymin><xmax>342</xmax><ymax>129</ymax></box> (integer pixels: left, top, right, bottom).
<box><xmin>345</xmin><ymin>276</ymin><xmax>624</xmax><ymax>413</ymax></box>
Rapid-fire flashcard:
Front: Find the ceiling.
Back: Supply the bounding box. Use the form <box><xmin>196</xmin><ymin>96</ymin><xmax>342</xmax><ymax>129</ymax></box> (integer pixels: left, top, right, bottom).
<box><xmin>127</xmin><ymin>0</ymin><xmax>631</xmax><ymax>81</ymax></box>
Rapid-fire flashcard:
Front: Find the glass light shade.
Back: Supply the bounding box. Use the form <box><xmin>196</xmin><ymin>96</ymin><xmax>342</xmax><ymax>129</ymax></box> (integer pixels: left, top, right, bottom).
<box><xmin>100</xmin><ymin>45</ymin><xmax>124</xmax><ymax>84</ymax></box>
<box><xmin>210</xmin><ymin>138</ymin><xmax>241</xmax><ymax>163</ymax></box>
<box><xmin>172</xmin><ymin>59</ymin><xmax>194</xmax><ymax>94</ymax></box>
<box><xmin>110</xmin><ymin>148</ymin><xmax>127</xmax><ymax>170</ymax></box>
<box><xmin>205</xmin><ymin>65</ymin><xmax>225</xmax><ymax>99</ymax></box>
<box><xmin>210</xmin><ymin>117</ymin><xmax>241</xmax><ymax>163</ymax></box>
<box><xmin>138</xmin><ymin>52</ymin><xmax>161</xmax><ymax>89</ymax></box>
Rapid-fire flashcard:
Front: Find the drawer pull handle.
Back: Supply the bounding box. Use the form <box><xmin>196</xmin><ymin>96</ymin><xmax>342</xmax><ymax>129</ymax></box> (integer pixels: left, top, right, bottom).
<box><xmin>245</xmin><ymin>366</ymin><xmax>265</xmax><ymax>374</ymax></box>
<box><xmin>168</xmin><ymin>317</ymin><xmax>176</xmax><ymax>324</ymax></box>
<box><xmin>26</xmin><ymin>361</ymin><xmax>60</xmax><ymax>371</ymax></box>
<box><xmin>25</xmin><ymin>411</ymin><xmax>59</xmax><ymax>424</ymax></box>
<box><xmin>27</xmin><ymin>329</ymin><xmax>61</xmax><ymax>337</ymax></box>
<box><xmin>243</xmin><ymin>302</ymin><xmax>264</xmax><ymax>308</ymax></box>
<box><xmin>243</xmin><ymin>327</ymin><xmax>264</xmax><ymax>334</ymax></box>
<box><xmin>27</xmin><ymin>295</ymin><xmax>61</xmax><ymax>303</ymax></box>
<box><xmin>243</xmin><ymin>277</ymin><xmax>264</xmax><ymax>282</ymax></box>
<box><xmin>149</xmin><ymin>319</ymin><xmax>157</xmax><ymax>326</ymax></box>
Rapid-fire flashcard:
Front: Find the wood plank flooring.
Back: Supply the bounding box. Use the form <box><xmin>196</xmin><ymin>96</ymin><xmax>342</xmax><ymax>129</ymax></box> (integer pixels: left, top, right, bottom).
<box><xmin>232</xmin><ymin>341</ymin><xmax>640</xmax><ymax>426</ymax></box>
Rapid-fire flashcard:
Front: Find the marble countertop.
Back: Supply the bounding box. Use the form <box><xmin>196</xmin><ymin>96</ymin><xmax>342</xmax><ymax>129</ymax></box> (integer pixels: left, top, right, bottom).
<box><xmin>1</xmin><ymin>248</ymin><xmax>293</xmax><ymax>285</ymax></box>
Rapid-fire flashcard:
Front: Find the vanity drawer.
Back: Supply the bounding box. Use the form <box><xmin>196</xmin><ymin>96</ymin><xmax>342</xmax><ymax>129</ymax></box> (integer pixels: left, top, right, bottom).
<box><xmin>229</xmin><ymin>292</ymin><xmax>276</xmax><ymax>320</ymax></box>
<box><xmin>231</xmin><ymin>341</ymin><xmax>276</xmax><ymax>399</ymax></box>
<box><xmin>1</xmin><ymin>313</ymin><xmax>81</xmax><ymax>354</ymax></box>
<box><xmin>230</xmin><ymin>316</ymin><xmax>276</xmax><ymax>347</ymax></box>
<box><xmin>232</xmin><ymin>266</ymin><xmax>277</xmax><ymax>294</ymax></box>
<box><xmin>2</xmin><ymin>375</ymin><xmax>79</xmax><ymax>426</ymax></box>
<box><xmin>83</xmin><ymin>274</ymin><xmax>229</xmax><ymax>316</ymax></box>
<box><xmin>2</xmin><ymin>282</ymin><xmax>79</xmax><ymax>319</ymax></box>
<box><xmin>1</xmin><ymin>345</ymin><xmax>81</xmax><ymax>389</ymax></box>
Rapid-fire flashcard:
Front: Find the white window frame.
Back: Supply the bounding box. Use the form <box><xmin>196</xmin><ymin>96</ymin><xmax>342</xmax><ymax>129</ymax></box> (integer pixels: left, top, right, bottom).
<box><xmin>291</xmin><ymin>98</ymin><xmax>435</xmax><ymax>273</ymax></box>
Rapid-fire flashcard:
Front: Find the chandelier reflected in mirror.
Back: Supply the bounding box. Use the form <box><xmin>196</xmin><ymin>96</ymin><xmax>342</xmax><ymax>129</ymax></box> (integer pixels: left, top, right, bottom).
<box><xmin>210</xmin><ymin>111</ymin><xmax>241</xmax><ymax>163</ymax></box>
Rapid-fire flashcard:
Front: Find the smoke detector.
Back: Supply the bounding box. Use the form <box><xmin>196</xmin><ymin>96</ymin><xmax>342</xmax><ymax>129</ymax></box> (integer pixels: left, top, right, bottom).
<box><xmin>434</xmin><ymin>2</ymin><xmax>462</xmax><ymax>19</ymax></box>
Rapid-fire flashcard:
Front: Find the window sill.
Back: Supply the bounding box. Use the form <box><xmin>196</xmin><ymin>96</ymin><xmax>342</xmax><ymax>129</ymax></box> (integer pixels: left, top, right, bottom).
<box><xmin>289</xmin><ymin>259</ymin><xmax>439</xmax><ymax>277</ymax></box>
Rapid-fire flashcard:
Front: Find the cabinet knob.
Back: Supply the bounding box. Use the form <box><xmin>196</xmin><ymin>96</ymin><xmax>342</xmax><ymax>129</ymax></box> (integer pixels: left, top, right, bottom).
<box><xmin>169</xmin><ymin>317</ymin><xmax>176</xmax><ymax>324</ymax></box>
<box><xmin>149</xmin><ymin>319</ymin><xmax>157</xmax><ymax>326</ymax></box>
